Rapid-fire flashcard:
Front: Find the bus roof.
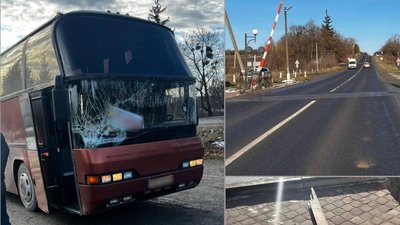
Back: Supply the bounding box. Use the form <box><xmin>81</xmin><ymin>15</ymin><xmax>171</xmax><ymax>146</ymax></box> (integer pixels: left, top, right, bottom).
<box><xmin>55</xmin><ymin>10</ymin><xmax>174</xmax><ymax>33</ymax></box>
<box><xmin>1</xmin><ymin>10</ymin><xmax>173</xmax><ymax>56</ymax></box>
<box><xmin>0</xmin><ymin>13</ymin><xmax>62</xmax><ymax>56</ymax></box>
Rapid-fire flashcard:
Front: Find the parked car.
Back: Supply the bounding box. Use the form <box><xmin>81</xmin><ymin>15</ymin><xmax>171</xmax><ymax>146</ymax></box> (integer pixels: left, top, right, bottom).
<box><xmin>248</xmin><ymin>67</ymin><xmax>272</xmax><ymax>89</ymax></box>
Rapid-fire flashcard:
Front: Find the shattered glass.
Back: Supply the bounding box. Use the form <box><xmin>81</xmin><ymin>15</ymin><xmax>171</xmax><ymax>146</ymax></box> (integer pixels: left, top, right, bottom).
<box><xmin>68</xmin><ymin>79</ymin><xmax>196</xmax><ymax>148</ymax></box>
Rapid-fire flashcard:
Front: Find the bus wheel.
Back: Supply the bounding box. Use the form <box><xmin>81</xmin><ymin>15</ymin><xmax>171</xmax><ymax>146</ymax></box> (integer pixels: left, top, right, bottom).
<box><xmin>17</xmin><ymin>163</ymin><xmax>38</xmax><ymax>211</ymax></box>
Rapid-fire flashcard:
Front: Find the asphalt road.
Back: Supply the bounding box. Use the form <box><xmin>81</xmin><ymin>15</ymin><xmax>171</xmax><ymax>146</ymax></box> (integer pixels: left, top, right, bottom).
<box><xmin>226</xmin><ymin>54</ymin><xmax>400</xmax><ymax>176</ymax></box>
<box><xmin>5</xmin><ymin>159</ymin><xmax>224</xmax><ymax>225</ymax></box>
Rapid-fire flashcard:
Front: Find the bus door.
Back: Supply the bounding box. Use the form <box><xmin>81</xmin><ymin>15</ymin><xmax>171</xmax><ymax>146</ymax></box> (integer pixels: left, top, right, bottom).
<box><xmin>20</xmin><ymin>90</ymin><xmax>80</xmax><ymax>213</ymax></box>
<box><xmin>19</xmin><ymin>93</ymin><xmax>50</xmax><ymax>213</ymax></box>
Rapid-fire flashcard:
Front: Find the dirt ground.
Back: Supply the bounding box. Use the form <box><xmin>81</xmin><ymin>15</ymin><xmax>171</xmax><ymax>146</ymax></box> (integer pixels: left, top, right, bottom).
<box><xmin>198</xmin><ymin>126</ymin><xmax>224</xmax><ymax>159</ymax></box>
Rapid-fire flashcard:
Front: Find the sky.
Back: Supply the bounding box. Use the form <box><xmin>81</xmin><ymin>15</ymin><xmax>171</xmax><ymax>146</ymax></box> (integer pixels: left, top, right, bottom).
<box><xmin>0</xmin><ymin>0</ymin><xmax>224</xmax><ymax>53</ymax></box>
<box><xmin>226</xmin><ymin>0</ymin><xmax>400</xmax><ymax>55</ymax></box>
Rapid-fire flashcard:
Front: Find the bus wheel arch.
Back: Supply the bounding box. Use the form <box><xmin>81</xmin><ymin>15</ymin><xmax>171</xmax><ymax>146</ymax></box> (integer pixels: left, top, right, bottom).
<box><xmin>13</xmin><ymin>160</ymin><xmax>23</xmax><ymax>189</ymax></box>
<box><xmin>17</xmin><ymin>163</ymin><xmax>38</xmax><ymax>211</ymax></box>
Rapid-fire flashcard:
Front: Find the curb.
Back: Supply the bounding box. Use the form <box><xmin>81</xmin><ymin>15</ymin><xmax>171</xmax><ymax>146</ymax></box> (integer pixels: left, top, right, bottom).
<box><xmin>226</xmin><ymin>177</ymin><xmax>385</xmax><ymax>198</ymax></box>
<box><xmin>198</xmin><ymin>116</ymin><xmax>224</xmax><ymax>127</ymax></box>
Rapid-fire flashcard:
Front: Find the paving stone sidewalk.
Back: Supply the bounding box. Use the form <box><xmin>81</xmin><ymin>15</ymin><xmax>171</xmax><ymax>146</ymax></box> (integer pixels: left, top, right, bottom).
<box><xmin>226</xmin><ymin>181</ymin><xmax>400</xmax><ymax>225</ymax></box>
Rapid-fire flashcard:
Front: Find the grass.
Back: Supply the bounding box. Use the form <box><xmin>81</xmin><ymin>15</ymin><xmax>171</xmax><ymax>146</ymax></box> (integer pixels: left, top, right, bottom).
<box><xmin>373</xmin><ymin>56</ymin><xmax>400</xmax><ymax>75</ymax></box>
<box><xmin>197</xmin><ymin>126</ymin><xmax>224</xmax><ymax>159</ymax></box>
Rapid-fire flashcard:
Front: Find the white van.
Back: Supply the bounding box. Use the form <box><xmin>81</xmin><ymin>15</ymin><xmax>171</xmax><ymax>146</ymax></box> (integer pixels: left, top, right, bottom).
<box><xmin>348</xmin><ymin>58</ymin><xmax>357</xmax><ymax>69</ymax></box>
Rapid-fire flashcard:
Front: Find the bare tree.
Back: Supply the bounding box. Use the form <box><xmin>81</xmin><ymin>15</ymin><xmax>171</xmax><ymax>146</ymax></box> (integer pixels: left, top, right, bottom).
<box><xmin>180</xmin><ymin>27</ymin><xmax>223</xmax><ymax>117</ymax></box>
<box><xmin>148</xmin><ymin>0</ymin><xmax>170</xmax><ymax>25</ymax></box>
<box><xmin>264</xmin><ymin>18</ymin><xmax>357</xmax><ymax>71</ymax></box>
<box><xmin>381</xmin><ymin>34</ymin><xmax>400</xmax><ymax>57</ymax></box>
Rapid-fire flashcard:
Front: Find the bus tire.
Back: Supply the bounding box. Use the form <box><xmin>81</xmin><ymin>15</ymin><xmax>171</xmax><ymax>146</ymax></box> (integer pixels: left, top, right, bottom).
<box><xmin>17</xmin><ymin>163</ymin><xmax>38</xmax><ymax>211</ymax></box>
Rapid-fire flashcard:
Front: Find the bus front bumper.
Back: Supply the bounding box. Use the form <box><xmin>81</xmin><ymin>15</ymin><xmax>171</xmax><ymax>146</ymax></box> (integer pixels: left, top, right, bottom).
<box><xmin>78</xmin><ymin>165</ymin><xmax>203</xmax><ymax>215</ymax></box>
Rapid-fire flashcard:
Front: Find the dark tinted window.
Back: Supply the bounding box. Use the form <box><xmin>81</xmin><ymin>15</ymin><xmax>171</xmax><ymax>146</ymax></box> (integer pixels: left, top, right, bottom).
<box><xmin>55</xmin><ymin>14</ymin><xmax>192</xmax><ymax>77</ymax></box>
<box><xmin>31</xmin><ymin>99</ymin><xmax>46</xmax><ymax>147</ymax></box>
<box><xmin>0</xmin><ymin>43</ymin><xmax>23</xmax><ymax>96</ymax></box>
<box><xmin>26</xmin><ymin>26</ymin><xmax>60</xmax><ymax>88</ymax></box>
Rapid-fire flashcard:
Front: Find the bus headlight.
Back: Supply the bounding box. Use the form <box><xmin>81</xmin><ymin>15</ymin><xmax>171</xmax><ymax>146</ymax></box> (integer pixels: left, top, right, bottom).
<box><xmin>196</xmin><ymin>159</ymin><xmax>203</xmax><ymax>165</ymax></box>
<box><xmin>189</xmin><ymin>160</ymin><xmax>197</xmax><ymax>167</ymax></box>
<box><xmin>86</xmin><ymin>175</ymin><xmax>101</xmax><ymax>185</ymax></box>
<box><xmin>183</xmin><ymin>158</ymin><xmax>204</xmax><ymax>168</ymax></box>
<box><xmin>112</xmin><ymin>173</ymin><xmax>123</xmax><ymax>182</ymax></box>
<box><xmin>87</xmin><ymin>170</ymin><xmax>135</xmax><ymax>185</ymax></box>
<box><xmin>123</xmin><ymin>171</ymin><xmax>133</xmax><ymax>179</ymax></box>
<box><xmin>182</xmin><ymin>161</ymin><xmax>189</xmax><ymax>168</ymax></box>
<box><xmin>101</xmin><ymin>175</ymin><xmax>112</xmax><ymax>183</ymax></box>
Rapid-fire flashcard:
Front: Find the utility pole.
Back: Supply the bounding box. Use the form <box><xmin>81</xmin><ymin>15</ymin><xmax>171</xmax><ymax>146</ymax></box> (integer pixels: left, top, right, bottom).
<box><xmin>284</xmin><ymin>6</ymin><xmax>292</xmax><ymax>80</ymax></box>
<box><xmin>225</xmin><ymin>9</ymin><xmax>245</xmax><ymax>89</ymax></box>
<box><xmin>244</xmin><ymin>29</ymin><xmax>257</xmax><ymax>88</ymax></box>
<box><xmin>316</xmin><ymin>42</ymin><xmax>319</xmax><ymax>72</ymax></box>
<box><xmin>233</xmin><ymin>51</ymin><xmax>236</xmax><ymax>68</ymax></box>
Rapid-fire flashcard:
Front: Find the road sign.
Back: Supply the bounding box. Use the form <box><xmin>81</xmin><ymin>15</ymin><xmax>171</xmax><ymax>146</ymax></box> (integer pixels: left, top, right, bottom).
<box><xmin>396</xmin><ymin>58</ymin><xmax>400</xmax><ymax>66</ymax></box>
<box><xmin>295</xmin><ymin>60</ymin><xmax>300</xmax><ymax>68</ymax></box>
<box><xmin>245</xmin><ymin>46</ymin><xmax>253</xmax><ymax>53</ymax></box>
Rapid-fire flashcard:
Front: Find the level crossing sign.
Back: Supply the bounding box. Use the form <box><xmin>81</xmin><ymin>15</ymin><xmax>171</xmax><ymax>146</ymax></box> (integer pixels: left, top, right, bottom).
<box><xmin>295</xmin><ymin>60</ymin><xmax>300</xmax><ymax>68</ymax></box>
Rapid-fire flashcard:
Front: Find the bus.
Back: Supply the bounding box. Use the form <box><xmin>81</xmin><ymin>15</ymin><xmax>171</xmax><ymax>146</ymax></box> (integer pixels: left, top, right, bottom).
<box><xmin>0</xmin><ymin>11</ymin><xmax>204</xmax><ymax>215</ymax></box>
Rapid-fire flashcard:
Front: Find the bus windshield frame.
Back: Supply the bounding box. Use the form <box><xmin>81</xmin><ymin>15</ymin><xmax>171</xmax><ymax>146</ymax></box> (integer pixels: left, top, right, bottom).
<box><xmin>54</xmin><ymin>12</ymin><xmax>192</xmax><ymax>78</ymax></box>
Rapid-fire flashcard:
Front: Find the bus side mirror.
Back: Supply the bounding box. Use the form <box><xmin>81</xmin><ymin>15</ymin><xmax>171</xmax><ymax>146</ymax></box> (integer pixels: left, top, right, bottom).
<box><xmin>52</xmin><ymin>75</ymin><xmax>70</xmax><ymax>121</ymax></box>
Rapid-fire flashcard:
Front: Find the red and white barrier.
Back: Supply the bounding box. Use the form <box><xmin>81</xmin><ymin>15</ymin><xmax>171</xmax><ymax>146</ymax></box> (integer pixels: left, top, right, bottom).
<box><xmin>258</xmin><ymin>0</ymin><xmax>284</xmax><ymax>70</ymax></box>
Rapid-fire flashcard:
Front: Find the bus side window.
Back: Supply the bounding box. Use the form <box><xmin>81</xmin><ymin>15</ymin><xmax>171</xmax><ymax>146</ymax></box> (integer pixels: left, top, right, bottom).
<box><xmin>0</xmin><ymin>43</ymin><xmax>24</xmax><ymax>96</ymax></box>
<box><xmin>26</xmin><ymin>26</ymin><xmax>60</xmax><ymax>88</ymax></box>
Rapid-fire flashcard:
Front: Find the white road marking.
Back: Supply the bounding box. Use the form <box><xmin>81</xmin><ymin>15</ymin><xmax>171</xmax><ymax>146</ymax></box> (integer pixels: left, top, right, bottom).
<box><xmin>330</xmin><ymin>57</ymin><xmax>367</xmax><ymax>92</ymax></box>
<box><xmin>225</xmin><ymin>100</ymin><xmax>317</xmax><ymax>166</ymax></box>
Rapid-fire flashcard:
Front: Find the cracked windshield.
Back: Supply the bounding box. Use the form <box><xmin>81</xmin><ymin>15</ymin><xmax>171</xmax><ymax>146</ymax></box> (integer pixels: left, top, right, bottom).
<box><xmin>69</xmin><ymin>80</ymin><xmax>196</xmax><ymax>148</ymax></box>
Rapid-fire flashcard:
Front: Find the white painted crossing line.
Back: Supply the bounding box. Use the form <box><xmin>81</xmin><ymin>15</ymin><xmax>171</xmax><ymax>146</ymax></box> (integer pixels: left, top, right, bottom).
<box><xmin>225</xmin><ymin>100</ymin><xmax>317</xmax><ymax>166</ymax></box>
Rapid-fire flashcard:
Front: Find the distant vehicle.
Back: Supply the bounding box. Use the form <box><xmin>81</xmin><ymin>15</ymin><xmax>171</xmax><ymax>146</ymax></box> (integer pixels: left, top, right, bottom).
<box><xmin>364</xmin><ymin>62</ymin><xmax>370</xmax><ymax>68</ymax></box>
<box><xmin>348</xmin><ymin>58</ymin><xmax>357</xmax><ymax>69</ymax></box>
